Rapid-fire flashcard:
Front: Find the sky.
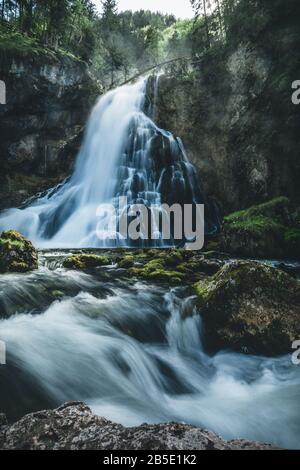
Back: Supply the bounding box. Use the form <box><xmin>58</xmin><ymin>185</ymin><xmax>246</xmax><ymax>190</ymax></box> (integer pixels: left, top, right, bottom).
<box><xmin>94</xmin><ymin>0</ymin><xmax>194</xmax><ymax>19</ymax></box>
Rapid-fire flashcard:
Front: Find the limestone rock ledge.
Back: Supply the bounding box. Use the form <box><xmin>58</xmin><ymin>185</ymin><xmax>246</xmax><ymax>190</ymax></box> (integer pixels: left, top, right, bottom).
<box><xmin>0</xmin><ymin>402</ymin><xmax>275</xmax><ymax>450</ymax></box>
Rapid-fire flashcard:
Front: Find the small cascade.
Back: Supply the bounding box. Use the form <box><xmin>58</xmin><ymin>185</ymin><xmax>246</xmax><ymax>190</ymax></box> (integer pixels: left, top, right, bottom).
<box><xmin>0</xmin><ymin>76</ymin><xmax>219</xmax><ymax>248</ymax></box>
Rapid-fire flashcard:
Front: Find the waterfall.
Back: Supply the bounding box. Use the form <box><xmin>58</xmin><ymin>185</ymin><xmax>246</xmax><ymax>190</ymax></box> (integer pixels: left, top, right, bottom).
<box><xmin>0</xmin><ymin>76</ymin><xmax>218</xmax><ymax>248</ymax></box>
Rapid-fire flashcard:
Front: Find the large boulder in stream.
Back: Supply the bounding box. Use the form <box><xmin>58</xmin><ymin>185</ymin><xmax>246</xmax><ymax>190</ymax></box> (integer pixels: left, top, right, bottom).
<box><xmin>0</xmin><ymin>402</ymin><xmax>274</xmax><ymax>450</ymax></box>
<box><xmin>0</xmin><ymin>230</ymin><xmax>38</xmax><ymax>273</ymax></box>
<box><xmin>63</xmin><ymin>254</ymin><xmax>110</xmax><ymax>270</ymax></box>
<box><xmin>193</xmin><ymin>261</ymin><xmax>300</xmax><ymax>356</ymax></box>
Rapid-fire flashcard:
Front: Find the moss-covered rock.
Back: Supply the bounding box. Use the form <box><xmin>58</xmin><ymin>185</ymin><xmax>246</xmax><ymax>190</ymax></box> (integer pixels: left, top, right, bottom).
<box><xmin>193</xmin><ymin>260</ymin><xmax>300</xmax><ymax>356</ymax></box>
<box><xmin>63</xmin><ymin>254</ymin><xmax>110</xmax><ymax>270</ymax></box>
<box><xmin>117</xmin><ymin>255</ymin><xmax>135</xmax><ymax>269</ymax></box>
<box><xmin>121</xmin><ymin>249</ymin><xmax>224</xmax><ymax>284</ymax></box>
<box><xmin>127</xmin><ymin>254</ymin><xmax>185</xmax><ymax>284</ymax></box>
<box><xmin>0</xmin><ymin>230</ymin><xmax>38</xmax><ymax>273</ymax></box>
<box><xmin>221</xmin><ymin>197</ymin><xmax>300</xmax><ymax>259</ymax></box>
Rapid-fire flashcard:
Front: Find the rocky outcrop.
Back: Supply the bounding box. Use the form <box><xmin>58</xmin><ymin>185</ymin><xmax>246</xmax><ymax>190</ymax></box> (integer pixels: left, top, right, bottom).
<box><xmin>0</xmin><ymin>230</ymin><xmax>38</xmax><ymax>273</ymax></box>
<box><xmin>59</xmin><ymin>249</ymin><xmax>224</xmax><ymax>283</ymax></box>
<box><xmin>221</xmin><ymin>197</ymin><xmax>300</xmax><ymax>259</ymax></box>
<box><xmin>0</xmin><ymin>54</ymin><xmax>98</xmax><ymax>210</ymax></box>
<box><xmin>193</xmin><ymin>261</ymin><xmax>300</xmax><ymax>356</ymax></box>
<box><xmin>0</xmin><ymin>401</ymin><xmax>274</xmax><ymax>450</ymax></box>
<box><xmin>154</xmin><ymin>42</ymin><xmax>299</xmax><ymax>214</ymax></box>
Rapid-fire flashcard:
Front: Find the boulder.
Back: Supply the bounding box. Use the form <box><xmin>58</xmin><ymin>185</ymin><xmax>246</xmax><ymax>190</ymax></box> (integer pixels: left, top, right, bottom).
<box><xmin>221</xmin><ymin>197</ymin><xmax>300</xmax><ymax>259</ymax></box>
<box><xmin>193</xmin><ymin>260</ymin><xmax>300</xmax><ymax>356</ymax></box>
<box><xmin>0</xmin><ymin>402</ymin><xmax>274</xmax><ymax>450</ymax></box>
<box><xmin>0</xmin><ymin>230</ymin><xmax>38</xmax><ymax>273</ymax></box>
<box><xmin>63</xmin><ymin>254</ymin><xmax>110</xmax><ymax>270</ymax></box>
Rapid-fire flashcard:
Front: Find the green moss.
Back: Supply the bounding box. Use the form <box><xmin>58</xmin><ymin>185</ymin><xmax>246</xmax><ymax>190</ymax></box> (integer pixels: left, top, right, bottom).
<box><xmin>284</xmin><ymin>228</ymin><xmax>300</xmax><ymax>243</ymax></box>
<box><xmin>126</xmin><ymin>252</ymin><xmax>186</xmax><ymax>284</ymax></box>
<box><xmin>193</xmin><ymin>279</ymin><xmax>212</xmax><ymax>306</ymax></box>
<box><xmin>63</xmin><ymin>254</ymin><xmax>110</xmax><ymax>270</ymax></box>
<box><xmin>118</xmin><ymin>255</ymin><xmax>135</xmax><ymax>269</ymax></box>
<box><xmin>8</xmin><ymin>261</ymin><xmax>29</xmax><ymax>272</ymax></box>
<box><xmin>192</xmin><ymin>260</ymin><xmax>300</xmax><ymax>356</ymax></box>
<box><xmin>0</xmin><ymin>230</ymin><xmax>38</xmax><ymax>273</ymax></box>
<box><xmin>221</xmin><ymin>197</ymin><xmax>300</xmax><ymax>259</ymax></box>
<box><xmin>163</xmin><ymin>250</ymin><xmax>184</xmax><ymax>266</ymax></box>
<box><xmin>0</xmin><ymin>238</ymin><xmax>25</xmax><ymax>250</ymax></box>
<box><xmin>51</xmin><ymin>290</ymin><xmax>65</xmax><ymax>299</ymax></box>
<box><xmin>224</xmin><ymin>197</ymin><xmax>291</xmax><ymax>225</ymax></box>
<box><xmin>224</xmin><ymin>215</ymin><xmax>284</xmax><ymax>237</ymax></box>
<box><xmin>129</xmin><ymin>265</ymin><xmax>184</xmax><ymax>284</ymax></box>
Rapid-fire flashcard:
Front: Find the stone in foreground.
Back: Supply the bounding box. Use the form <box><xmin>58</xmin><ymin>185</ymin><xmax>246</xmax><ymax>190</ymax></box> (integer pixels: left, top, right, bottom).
<box><xmin>0</xmin><ymin>402</ymin><xmax>275</xmax><ymax>450</ymax></box>
<box><xmin>0</xmin><ymin>230</ymin><xmax>38</xmax><ymax>273</ymax></box>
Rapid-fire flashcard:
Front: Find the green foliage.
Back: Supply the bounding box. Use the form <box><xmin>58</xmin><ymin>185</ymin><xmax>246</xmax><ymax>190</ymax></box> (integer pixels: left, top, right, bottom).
<box><xmin>0</xmin><ymin>0</ymin><xmax>97</xmax><ymax>60</ymax></box>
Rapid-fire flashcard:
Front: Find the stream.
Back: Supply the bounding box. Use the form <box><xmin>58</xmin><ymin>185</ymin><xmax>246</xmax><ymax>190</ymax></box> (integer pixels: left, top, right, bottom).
<box><xmin>0</xmin><ymin>75</ymin><xmax>299</xmax><ymax>450</ymax></box>
<box><xmin>0</xmin><ymin>253</ymin><xmax>300</xmax><ymax>450</ymax></box>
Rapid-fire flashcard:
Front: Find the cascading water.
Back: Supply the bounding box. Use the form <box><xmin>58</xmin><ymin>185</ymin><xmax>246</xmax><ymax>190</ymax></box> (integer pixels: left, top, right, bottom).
<box><xmin>0</xmin><ymin>77</ymin><xmax>218</xmax><ymax>248</ymax></box>
<box><xmin>1</xmin><ymin>75</ymin><xmax>298</xmax><ymax>450</ymax></box>
<box><xmin>0</xmin><ymin>259</ymin><xmax>300</xmax><ymax>449</ymax></box>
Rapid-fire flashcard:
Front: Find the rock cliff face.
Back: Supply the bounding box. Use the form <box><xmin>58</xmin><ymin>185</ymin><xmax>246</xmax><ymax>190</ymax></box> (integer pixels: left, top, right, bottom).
<box><xmin>0</xmin><ymin>54</ymin><xmax>97</xmax><ymax>209</ymax></box>
<box><xmin>154</xmin><ymin>43</ymin><xmax>299</xmax><ymax>214</ymax></box>
<box><xmin>0</xmin><ymin>402</ymin><xmax>274</xmax><ymax>450</ymax></box>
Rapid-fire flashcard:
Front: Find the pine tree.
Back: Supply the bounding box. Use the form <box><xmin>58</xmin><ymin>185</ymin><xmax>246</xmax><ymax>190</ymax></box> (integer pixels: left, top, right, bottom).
<box><xmin>101</xmin><ymin>0</ymin><xmax>118</xmax><ymax>24</ymax></box>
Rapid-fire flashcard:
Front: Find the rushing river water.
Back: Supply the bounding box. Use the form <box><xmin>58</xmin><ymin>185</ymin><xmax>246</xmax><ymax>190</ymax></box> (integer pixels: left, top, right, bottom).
<box><xmin>0</xmin><ymin>253</ymin><xmax>300</xmax><ymax>449</ymax></box>
<box><xmin>0</xmin><ymin>75</ymin><xmax>298</xmax><ymax>449</ymax></box>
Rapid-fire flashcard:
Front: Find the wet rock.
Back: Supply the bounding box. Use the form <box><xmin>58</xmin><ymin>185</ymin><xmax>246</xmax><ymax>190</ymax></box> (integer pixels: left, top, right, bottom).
<box><xmin>0</xmin><ymin>54</ymin><xmax>98</xmax><ymax>211</ymax></box>
<box><xmin>63</xmin><ymin>254</ymin><xmax>111</xmax><ymax>270</ymax></box>
<box><xmin>220</xmin><ymin>197</ymin><xmax>300</xmax><ymax>259</ymax></box>
<box><xmin>0</xmin><ymin>402</ymin><xmax>275</xmax><ymax>450</ymax></box>
<box><xmin>118</xmin><ymin>249</ymin><xmax>225</xmax><ymax>284</ymax></box>
<box><xmin>154</xmin><ymin>42</ymin><xmax>298</xmax><ymax>215</ymax></box>
<box><xmin>125</xmin><ymin>250</ymin><xmax>186</xmax><ymax>284</ymax></box>
<box><xmin>0</xmin><ymin>230</ymin><xmax>38</xmax><ymax>273</ymax></box>
<box><xmin>193</xmin><ymin>260</ymin><xmax>300</xmax><ymax>356</ymax></box>
<box><xmin>118</xmin><ymin>255</ymin><xmax>135</xmax><ymax>269</ymax></box>
<box><xmin>0</xmin><ymin>414</ymin><xmax>7</xmax><ymax>427</ymax></box>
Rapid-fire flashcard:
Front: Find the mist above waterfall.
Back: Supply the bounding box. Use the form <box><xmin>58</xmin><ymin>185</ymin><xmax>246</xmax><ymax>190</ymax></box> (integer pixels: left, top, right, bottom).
<box><xmin>0</xmin><ymin>76</ymin><xmax>217</xmax><ymax>248</ymax></box>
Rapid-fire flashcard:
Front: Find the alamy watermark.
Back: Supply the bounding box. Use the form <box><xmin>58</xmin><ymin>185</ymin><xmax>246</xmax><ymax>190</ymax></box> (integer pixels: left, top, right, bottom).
<box><xmin>96</xmin><ymin>197</ymin><xmax>205</xmax><ymax>250</ymax></box>
<box><xmin>292</xmin><ymin>340</ymin><xmax>300</xmax><ymax>365</ymax></box>
<box><xmin>0</xmin><ymin>340</ymin><xmax>6</xmax><ymax>365</ymax></box>
<box><xmin>291</xmin><ymin>80</ymin><xmax>300</xmax><ymax>105</ymax></box>
<box><xmin>0</xmin><ymin>80</ymin><xmax>6</xmax><ymax>105</ymax></box>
